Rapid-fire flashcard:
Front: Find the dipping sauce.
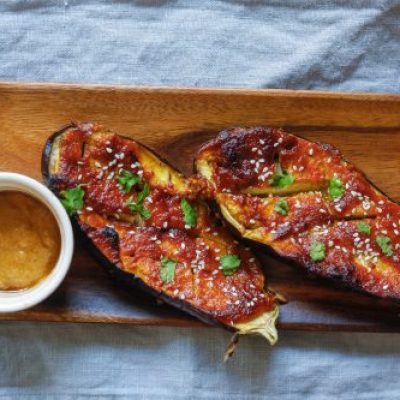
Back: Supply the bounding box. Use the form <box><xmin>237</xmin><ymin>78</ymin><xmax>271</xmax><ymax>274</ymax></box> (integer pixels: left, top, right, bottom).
<box><xmin>0</xmin><ymin>191</ymin><xmax>61</xmax><ymax>291</ymax></box>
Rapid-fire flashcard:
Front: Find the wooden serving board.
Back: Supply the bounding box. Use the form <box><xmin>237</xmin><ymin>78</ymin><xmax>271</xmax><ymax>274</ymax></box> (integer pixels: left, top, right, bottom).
<box><xmin>1</xmin><ymin>81</ymin><xmax>400</xmax><ymax>332</ymax></box>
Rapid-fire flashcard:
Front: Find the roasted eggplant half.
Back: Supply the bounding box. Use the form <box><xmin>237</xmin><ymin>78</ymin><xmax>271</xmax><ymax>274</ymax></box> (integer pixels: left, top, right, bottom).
<box><xmin>195</xmin><ymin>126</ymin><xmax>400</xmax><ymax>301</ymax></box>
<box><xmin>42</xmin><ymin>123</ymin><xmax>279</xmax><ymax>344</ymax></box>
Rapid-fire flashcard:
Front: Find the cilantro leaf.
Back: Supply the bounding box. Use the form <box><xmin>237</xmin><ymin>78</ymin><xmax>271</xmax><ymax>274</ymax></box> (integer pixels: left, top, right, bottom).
<box><xmin>274</xmin><ymin>199</ymin><xmax>289</xmax><ymax>216</ymax></box>
<box><xmin>181</xmin><ymin>198</ymin><xmax>198</xmax><ymax>228</ymax></box>
<box><xmin>136</xmin><ymin>182</ymin><xmax>150</xmax><ymax>204</ymax></box>
<box><xmin>328</xmin><ymin>177</ymin><xmax>345</xmax><ymax>200</ymax></box>
<box><xmin>376</xmin><ymin>236</ymin><xmax>393</xmax><ymax>256</ymax></box>
<box><xmin>126</xmin><ymin>201</ymin><xmax>152</xmax><ymax>220</ymax></box>
<box><xmin>126</xmin><ymin>182</ymin><xmax>151</xmax><ymax>220</ymax></box>
<box><xmin>118</xmin><ymin>170</ymin><xmax>140</xmax><ymax>193</ymax></box>
<box><xmin>268</xmin><ymin>170</ymin><xmax>294</xmax><ymax>188</ymax></box>
<box><xmin>160</xmin><ymin>257</ymin><xmax>177</xmax><ymax>283</ymax></box>
<box><xmin>357</xmin><ymin>221</ymin><xmax>371</xmax><ymax>235</ymax></box>
<box><xmin>309</xmin><ymin>242</ymin><xmax>326</xmax><ymax>262</ymax></box>
<box><xmin>220</xmin><ymin>254</ymin><xmax>241</xmax><ymax>276</ymax></box>
<box><xmin>60</xmin><ymin>185</ymin><xmax>85</xmax><ymax>215</ymax></box>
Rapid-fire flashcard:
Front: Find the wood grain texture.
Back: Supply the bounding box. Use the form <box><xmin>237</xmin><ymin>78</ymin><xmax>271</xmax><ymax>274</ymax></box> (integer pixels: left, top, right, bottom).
<box><xmin>1</xmin><ymin>81</ymin><xmax>400</xmax><ymax>332</ymax></box>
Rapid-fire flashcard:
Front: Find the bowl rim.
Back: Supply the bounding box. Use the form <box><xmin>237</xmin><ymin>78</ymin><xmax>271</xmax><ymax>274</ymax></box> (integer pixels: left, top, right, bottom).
<box><xmin>0</xmin><ymin>172</ymin><xmax>73</xmax><ymax>312</ymax></box>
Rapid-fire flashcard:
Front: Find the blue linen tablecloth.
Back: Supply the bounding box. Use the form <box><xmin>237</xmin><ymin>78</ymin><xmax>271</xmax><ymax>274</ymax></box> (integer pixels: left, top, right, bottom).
<box><xmin>0</xmin><ymin>1</ymin><xmax>399</xmax><ymax>399</ymax></box>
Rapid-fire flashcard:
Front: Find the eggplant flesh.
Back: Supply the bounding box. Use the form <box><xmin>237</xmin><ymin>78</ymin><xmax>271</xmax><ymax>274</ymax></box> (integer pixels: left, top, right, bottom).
<box><xmin>195</xmin><ymin>126</ymin><xmax>400</xmax><ymax>301</ymax></box>
<box><xmin>42</xmin><ymin>123</ymin><xmax>279</xmax><ymax>343</ymax></box>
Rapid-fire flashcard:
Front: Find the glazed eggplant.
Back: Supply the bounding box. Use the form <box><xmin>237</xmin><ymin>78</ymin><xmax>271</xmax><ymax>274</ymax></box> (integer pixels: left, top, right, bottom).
<box><xmin>195</xmin><ymin>126</ymin><xmax>400</xmax><ymax>301</ymax></box>
<box><xmin>42</xmin><ymin>123</ymin><xmax>279</xmax><ymax>344</ymax></box>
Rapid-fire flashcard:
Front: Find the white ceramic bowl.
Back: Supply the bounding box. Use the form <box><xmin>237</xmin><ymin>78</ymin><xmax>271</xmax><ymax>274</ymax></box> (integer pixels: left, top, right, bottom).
<box><xmin>0</xmin><ymin>172</ymin><xmax>73</xmax><ymax>312</ymax></box>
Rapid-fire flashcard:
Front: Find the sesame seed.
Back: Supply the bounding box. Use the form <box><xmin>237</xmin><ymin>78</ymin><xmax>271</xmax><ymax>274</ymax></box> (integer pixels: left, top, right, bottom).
<box><xmin>181</xmin><ymin>243</ymin><xmax>186</xmax><ymax>249</ymax></box>
<box><xmin>107</xmin><ymin>171</ymin><xmax>115</xmax><ymax>180</ymax></box>
<box><xmin>249</xmin><ymin>258</ymin><xmax>255</xmax><ymax>262</ymax></box>
<box><xmin>185</xmin><ymin>224</ymin><xmax>191</xmax><ymax>230</ymax></box>
<box><xmin>95</xmin><ymin>161</ymin><xmax>101</xmax><ymax>168</ymax></box>
<box><xmin>278</xmin><ymin>138</ymin><xmax>283</xmax><ymax>144</ymax></box>
<box><xmin>259</xmin><ymin>139</ymin><xmax>265</xmax><ymax>145</ymax></box>
<box><xmin>86</xmin><ymin>206</ymin><xmax>93</xmax><ymax>211</ymax></box>
<box><xmin>273</xmin><ymin>142</ymin><xmax>279</xmax><ymax>148</ymax></box>
<box><xmin>251</xmin><ymin>147</ymin><xmax>258</xmax><ymax>152</ymax></box>
<box><xmin>249</xmin><ymin>219</ymin><xmax>256</xmax><ymax>224</ymax></box>
<box><xmin>308</xmin><ymin>148</ymin><xmax>314</xmax><ymax>156</ymax></box>
<box><xmin>106</xmin><ymin>147</ymin><xmax>113</xmax><ymax>154</ymax></box>
<box><xmin>362</xmin><ymin>201</ymin><xmax>371</xmax><ymax>210</ymax></box>
<box><xmin>156</xmin><ymin>240</ymin><xmax>162</xmax><ymax>245</ymax></box>
<box><xmin>163</xmin><ymin>221</ymin><xmax>168</xmax><ymax>229</ymax></box>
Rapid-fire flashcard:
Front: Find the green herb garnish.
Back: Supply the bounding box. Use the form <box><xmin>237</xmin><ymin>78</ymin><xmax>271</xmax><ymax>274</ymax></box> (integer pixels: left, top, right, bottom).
<box><xmin>269</xmin><ymin>170</ymin><xmax>294</xmax><ymax>188</ymax></box>
<box><xmin>309</xmin><ymin>242</ymin><xmax>326</xmax><ymax>262</ymax></box>
<box><xmin>118</xmin><ymin>170</ymin><xmax>140</xmax><ymax>193</ymax></box>
<box><xmin>181</xmin><ymin>198</ymin><xmax>198</xmax><ymax>228</ymax></box>
<box><xmin>357</xmin><ymin>221</ymin><xmax>371</xmax><ymax>236</ymax></box>
<box><xmin>136</xmin><ymin>182</ymin><xmax>150</xmax><ymax>204</ymax></box>
<box><xmin>376</xmin><ymin>236</ymin><xmax>393</xmax><ymax>256</ymax></box>
<box><xmin>126</xmin><ymin>182</ymin><xmax>151</xmax><ymax>220</ymax></box>
<box><xmin>274</xmin><ymin>199</ymin><xmax>289</xmax><ymax>216</ymax></box>
<box><xmin>60</xmin><ymin>185</ymin><xmax>85</xmax><ymax>215</ymax></box>
<box><xmin>160</xmin><ymin>257</ymin><xmax>177</xmax><ymax>283</ymax></box>
<box><xmin>328</xmin><ymin>177</ymin><xmax>345</xmax><ymax>200</ymax></box>
<box><xmin>220</xmin><ymin>255</ymin><xmax>241</xmax><ymax>276</ymax></box>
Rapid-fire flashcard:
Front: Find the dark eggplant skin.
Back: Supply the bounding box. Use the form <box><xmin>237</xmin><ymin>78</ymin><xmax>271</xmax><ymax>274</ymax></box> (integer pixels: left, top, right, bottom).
<box><xmin>41</xmin><ymin>123</ymin><xmax>228</xmax><ymax>330</ymax></box>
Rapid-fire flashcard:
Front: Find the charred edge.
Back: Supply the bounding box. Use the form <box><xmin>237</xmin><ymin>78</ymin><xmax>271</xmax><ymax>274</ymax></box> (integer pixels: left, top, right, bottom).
<box><xmin>41</xmin><ymin>122</ymin><xmax>78</xmax><ymax>188</ymax></box>
<box><xmin>41</xmin><ymin>123</ymin><xmax>230</xmax><ymax>332</ymax></box>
